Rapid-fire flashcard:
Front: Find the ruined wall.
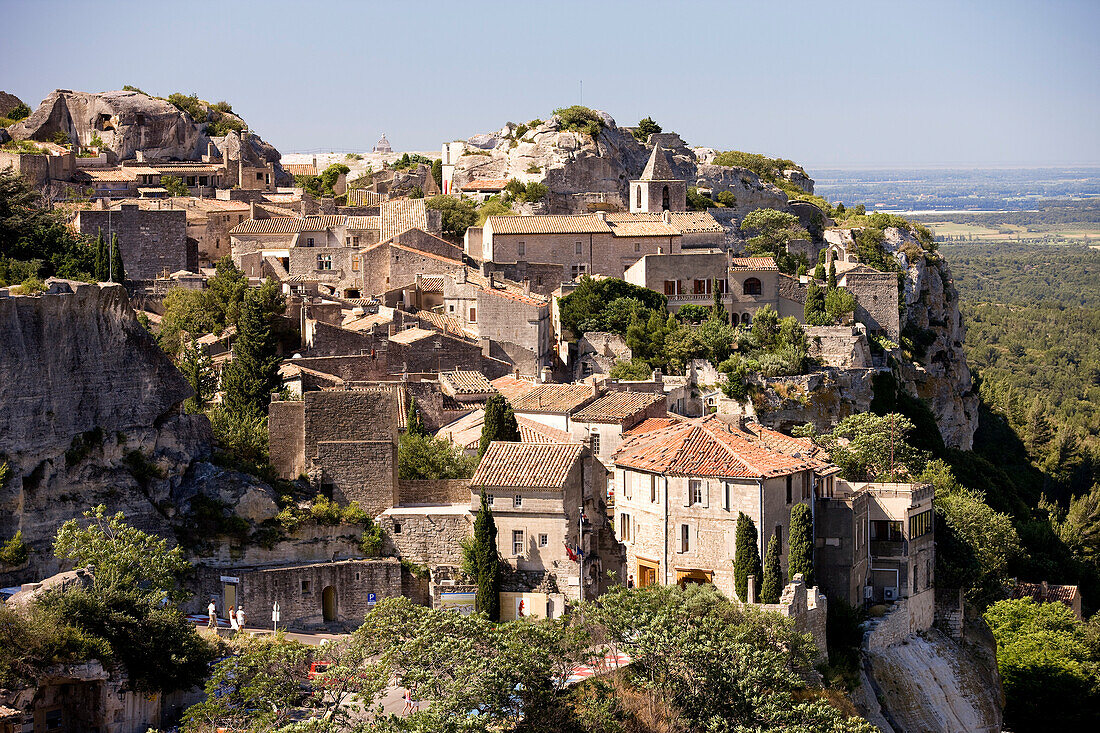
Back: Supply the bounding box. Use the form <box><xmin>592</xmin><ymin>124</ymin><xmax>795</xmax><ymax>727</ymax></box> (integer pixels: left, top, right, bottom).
<box><xmin>76</xmin><ymin>207</ymin><xmax>188</xmax><ymax>280</ymax></box>
<box><xmin>315</xmin><ymin>440</ymin><xmax>397</xmax><ymax>513</ymax></box>
<box><xmin>268</xmin><ymin>399</ymin><xmax>305</xmax><ymax>480</ymax></box>
<box><xmin>398</xmin><ymin>479</ymin><xmax>471</xmax><ymax>506</ymax></box>
<box><xmin>841</xmin><ymin>268</ymin><xmax>901</xmax><ymax>343</ymax></box>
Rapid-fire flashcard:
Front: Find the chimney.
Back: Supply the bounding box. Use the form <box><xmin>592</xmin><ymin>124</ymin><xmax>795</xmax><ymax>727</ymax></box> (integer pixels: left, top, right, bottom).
<box><xmin>249</xmin><ymin>200</ymin><xmax>256</xmax><ymax>220</ymax></box>
<box><xmin>514</xmin><ymin>367</ymin><xmax>520</xmax><ymax>378</ymax></box>
<box><xmin>135</xmin><ymin>150</ymin><xmax>145</xmax><ymax>162</ymax></box>
<box><xmin>540</xmin><ymin>366</ymin><xmax>552</xmax><ymax>383</ymax></box>
<box><xmin>595</xmin><ymin>211</ymin><xmax>606</xmax><ymax>221</ymax></box>
<box><xmin>662</xmin><ymin>210</ymin><xmax>671</xmax><ymax>225</ymax></box>
<box><xmin>522</xmin><ymin>277</ymin><xmax>530</xmax><ymax>291</ymax></box>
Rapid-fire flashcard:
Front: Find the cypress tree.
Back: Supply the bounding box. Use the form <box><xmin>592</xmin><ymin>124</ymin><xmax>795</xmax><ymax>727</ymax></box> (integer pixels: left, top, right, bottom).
<box><xmin>109</xmin><ymin>233</ymin><xmax>124</xmax><ymax>283</ymax></box>
<box><xmin>827</xmin><ymin>260</ymin><xmax>837</xmax><ymax>291</ymax></box>
<box><xmin>733</xmin><ymin>512</ymin><xmax>762</xmax><ymax>602</ymax></box>
<box><xmin>813</xmin><ymin>262</ymin><xmax>825</xmax><ymax>281</ymax></box>
<box><xmin>479</xmin><ymin>394</ymin><xmax>520</xmax><ymax>457</ymax></box>
<box><xmin>473</xmin><ymin>491</ymin><xmax>501</xmax><ymax>621</ymax></box>
<box><xmin>179</xmin><ymin>339</ymin><xmax>217</xmax><ymax>414</ymax></box>
<box><xmin>804</xmin><ymin>280</ymin><xmax>826</xmax><ymax>325</ymax></box>
<box><xmin>221</xmin><ymin>282</ymin><xmax>282</xmax><ymax>418</ymax></box>
<box><xmin>760</xmin><ymin>533</ymin><xmax>784</xmax><ymax>604</ymax></box>
<box><xmin>788</xmin><ymin>502</ymin><xmax>815</xmax><ymax>587</ymax></box>
<box><xmin>406</xmin><ymin>396</ymin><xmax>426</xmax><ymax>436</ymax></box>
<box><xmin>94</xmin><ymin>228</ymin><xmax>108</xmax><ymax>282</ymax></box>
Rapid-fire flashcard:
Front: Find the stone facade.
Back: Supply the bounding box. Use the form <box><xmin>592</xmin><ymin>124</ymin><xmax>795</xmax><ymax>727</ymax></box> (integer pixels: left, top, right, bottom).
<box><xmin>805</xmin><ymin>325</ymin><xmax>873</xmax><ymax>369</ymax></box>
<box><xmin>839</xmin><ymin>266</ymin><xmax>901</xmax><ymax>342</ymax></box>
<box><xmin>74</xmin><ymin>204</ymin><xmax>189</xmax><ymax>280</ymax></box>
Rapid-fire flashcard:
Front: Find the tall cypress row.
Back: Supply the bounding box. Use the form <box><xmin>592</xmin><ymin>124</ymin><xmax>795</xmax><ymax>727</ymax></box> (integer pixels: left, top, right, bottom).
<box><xmin>760</xmin><ymin>533</ymin><xmax>784</xmax><ymax>604</ymax></box>
<box><xmin>733</xmin><ymin>512</ymin><xmax>762</xmax><ymax>602</ymax></box>
<box><xmin>479</xmin><ymin>394</ymin><xmax>520</xmax><ymax>457</ymax></box>
<box><xmin>221</xmin><ymin>283</ymin><xmax>282</xmax><ymax>418</ymax></box>
<box><xmin>94</xmin><ymin>228</ymin><xmax>107</xmax><ymax>282</ymax></box>
<box><xmin>473</xmin><ymin>491</ymin><xmax>500</xmax><ymax>621</ymax></box>
<box><xmin>109</xmin><ymin>233</ymin><xmax>124</xmax><ymax>283</ymax></box>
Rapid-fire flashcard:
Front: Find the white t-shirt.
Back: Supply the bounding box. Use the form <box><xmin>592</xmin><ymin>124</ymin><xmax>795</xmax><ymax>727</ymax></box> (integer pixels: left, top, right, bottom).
<box><xmin>236</xmin><ymin>608</ymin><xmax>245</xmax><ymax>627</ymax></box>
<box><xmin>208</xmin><ymin>602</ymin><xmax>216</xmax><ymax>616</ymax></box>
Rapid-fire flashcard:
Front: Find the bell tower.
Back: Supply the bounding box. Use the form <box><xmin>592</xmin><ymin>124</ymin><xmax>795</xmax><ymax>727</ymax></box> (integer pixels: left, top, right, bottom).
<box><xmin>629</xmin><ymin>145</ymin><xmax>686</xmax><ymax>213</ymax></box>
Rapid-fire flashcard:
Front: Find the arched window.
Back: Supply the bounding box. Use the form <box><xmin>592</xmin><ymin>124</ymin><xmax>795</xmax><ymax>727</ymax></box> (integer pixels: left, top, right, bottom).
<box><xmin>743</xmin><ymin>277</ymin><xmax>762</xmax><ymax>296</ymax></box>
<box><xmin>636</xmin><ymin>185</ymin><xmax>642</xmax><ymax>209</ymax></box>
<box><xmin>662</xmin><ymin>185</ymin><xmax>670</xmax><ymax>211</ymax></box>
<box><xmin>741</xmin><ymin>312</ymin><xmax>752</xmax><ymax>325</ymax></box>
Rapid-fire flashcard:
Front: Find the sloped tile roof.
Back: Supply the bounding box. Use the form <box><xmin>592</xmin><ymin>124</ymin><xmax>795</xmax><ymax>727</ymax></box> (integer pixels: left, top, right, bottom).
<box><xmin>778</xmin><ymin>273</ymin><xmax>806</xmax><ymax>304</ymax></box>
<box><xmin>491</xmin><ymin>375</ymin><xmax>539</xmax><ymax>403</ymax></box>
<box><xmin>418</xmin><ymin>276</ymin><xmax>445</xmax><ymax>293</ymax></box>
<box><xmin>571</xmin><ymin>392</ymin><xmax>665</xmax><ymax>424</ymax></box>
<box><xmin>517</xmin><ymin>416</ymin><xmax>580</xmax><ymax>445</ymax></box>
<box><xmin>230</xmin><ymin>215</ymin><xmax>345</xmax><ymax>235</ymax></box>
<box><xmin>388</xmin><ymin>327</ymin><xmax>436</xmax><ymax>345</ymax></box>
<box><xmin>639</xmin><ymin>145</ymin><xmax>677</xmax><ymax>181</ymax></box>
<box><xmin>440</xmin><ymin>370</ymin><xmax>494</xmax><ymax>395</ymax></box>
<box><xmin>347</xmin><ymin>189</ymin><xmax>386</xmax><ymax>207</ymax></box>
<box><xmin>417</xmin><ymin>310</ymin><xmax>475</xmax><ymax>340</ymax></box>
<box><xmin>472</xmin><ymin>441</ymin><xmax>584</xmax><ymax>489</ymax></box>
<box><xmin>606</xmin><ymin>219</ymin><xmax>680</xmax><ymax>237</ymax></box>
<box><xmin>487</xmin><ymin>214</ymin><xmax>610</xmax><ymax>235</ymax></box>
<box><xmin>457</xmin><ymin>268</ymin><xmax>550</xmax><ymax>307</ymax></box>
<box><xmin>606</xmin><ymin>212</ymin><xmax>723</xmax><ymax>235</ymax></box>
<box><xmin>624</xmin><ymin>416</ymin><xmax>684</xmax><ymax>435</ymax></box>
<box><xmin>613</xmin><ymin>414</ymin><xmax>813</xmax><ymax>478</ymax></box>
<box><xmin>284</xmin><ymin>163</ymin><xmax>317</xmax><ymax>176</ymax></box>
<box><xmin>730</xmin><ymin>257</ymin><xmax>779</xmax><ymax>270</ymax></box>
<box><xmin>380</xmin><ymin>198</ymin><xmax>428</xmax><ymax>242</ymax></box>
<box><xmin>346</xmin><ymin>215</ymin><xmax>381</xmax><ymax>230</ymax></box>
<box><xmin>461</xmin><ymin>178</ymin><xmax>509</xmax><ymax>191</ymax></box>
<box><xmin>1010</xmin><ymin>582</ymin><xmax>1080</xmax><ymax>607</ymax></box>
<box><xmin>510</xmin><ymin>384</ymin><xmax>599</xmax><ymax>414</ymax></box>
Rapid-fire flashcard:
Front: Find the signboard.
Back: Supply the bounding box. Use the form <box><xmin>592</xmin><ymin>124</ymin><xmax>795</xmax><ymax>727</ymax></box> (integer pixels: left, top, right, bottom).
<box><xmin>220</xmin><ymin>576</ymin><xmax>239</xmax><ymax>584</ymax></box>
<box><xmin>438</xmin><ymin>591</ymin><xmax>476</xmax><ymax>616</ymax></box>
<box><xmin>367</xmin><ymin>592</ymin><xmax>377</xmax><ymax>605</ymax></box>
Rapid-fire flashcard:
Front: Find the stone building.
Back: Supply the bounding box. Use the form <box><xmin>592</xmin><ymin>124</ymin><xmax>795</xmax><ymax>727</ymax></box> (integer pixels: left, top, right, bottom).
<box><xmin>574</xmin><ymin>331</ymin><xmax>632</xmax><ymax>381</ymax></box>
<box><xmin>816</xmin><ymin>480</ymin><xmax>935</xmax><ymax>632</ymax></box>
<box><xmin>471</xmin><ymin>441</ymin><xmax>624</xmax><ymax>605</ymax></box>
<box><xmin>360</xmin><ymin>228</ymin><xmax>464</xmax><ymax>298</ymax></box>
<box><xmin>628</xmin><ymin>145</ymin><xmax>687</xmax><ymax>214</ymax></box>
<box><xmin>568</xmin><ymin>391</ymin><xmax>667</xmax><ymax>469</ymax></box>
<box><xmin>611</xmin><ymin>415</ymin><xmax>834</xmax><ymax>596</ymax></box>
<box><xmin>442</xmin><ymin>267</ymin><xmax>554</xmax><ymax>376</ymax></box>
<box><xmin>73</xmin><ymin>203</ymin><xmax>190</xmax><ymax>280</ymax></box>
<box><xmin>838</xmin><ymin>264</ymin><xmax>901</xmax><ymax>342</ymax></box>
<box><xmin>509</xmin><ymin>382</ymin><xmax>603</xmax><ymax>432</ymax></box>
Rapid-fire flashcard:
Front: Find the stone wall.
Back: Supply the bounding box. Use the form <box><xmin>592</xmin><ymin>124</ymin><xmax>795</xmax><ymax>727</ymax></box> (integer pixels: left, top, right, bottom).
<box><xmin>398</xmin><ymin>479</ymin><xmax>471</xmax><ymax>506</ymax></box>
<box><xmin>237</xmin><ymin>558</ymin><xmax>403</xmax><ymax>630</ymax></box>
<box><xmin>760</xmin><ymin>574</ymin><xmax>828</xmax><ymax>662</ymax></box>
<box><xmin>805</xmin><ymin>325</ymin><xmax>873</xmax><ymax>369</ymax></box>
<box><xmin>268</xmin><ymin>400</ymin><xmax>305</xmax><ymax>479</ymax></box>
<box><xmin>75</xmin><ymin>206</ymin><xmax>188</xmax><ymax>280</ymax></box>
<box><xmin>841</xmin><ymin>268</ymin><xmax>901</xmax><ymax>342</ymax></box>
<box><xmin>379</xmin><ymin>510</ymin><xmax>472</xmax><ymax>567</ymax></box>
<box><xmin>934</xmin><ymin>587</ymin><xmax>965</xmax><ymax>641</ymax></box>
<box><xmin>314</xmin><ymin>440</ymin><xmax>396</xmax><ymax>513</ymax></box>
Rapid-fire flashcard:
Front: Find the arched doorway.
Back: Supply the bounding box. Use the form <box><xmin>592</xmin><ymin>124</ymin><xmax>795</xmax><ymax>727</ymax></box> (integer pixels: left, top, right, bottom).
<box><xmin>322</xmin><ymin>586</ymin><xmax>337</xmax><ymax>622</ymax></box>
<box><xmin>741</xmin><ymin>312</ymin><xmax>752</xmax><ymax>326</ymax></box>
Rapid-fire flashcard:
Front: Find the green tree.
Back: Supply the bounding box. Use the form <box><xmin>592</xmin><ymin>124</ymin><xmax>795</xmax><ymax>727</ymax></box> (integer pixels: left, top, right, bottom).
<box><xmin>406</xmin><ymin>396</ymin><xmax>426</xmax><ymax>436</ymax></box>
<box><xmin>479</xmin><ymin>394</ymin><xmax>520</xmax><ymax>457</ymax></box>
<box><xmin>1023</xmin><ymin>396</ymin><xmax>1053</xmax><ymax>456</ymax></box>
<box><xmin>93</xmin><ymin>228</ymin><xmax>108</xmax><ymax>281</ymax></box>
<box><xmin>984</xmin><ymin>598</ymin><xmax>1100</xmax><ymax>730</ymax></box>
<box><xmin>431</xmin><ymin>158</ymin><xmax>443</xmax><ymax>189</ymax></box>
<box><xmin>788</xmin><ymin>503</ymin><xmax>814</xmax><ymax>586</ymax></box>
<box><xmin>426</xmin><ymin>195</ymin><xmax>478</xmax><ymax>238</ymax></box>
<box><xmin>108</xmin><ymin>233</ymin><xmax>124</xmax><ymax>283</ymax></box>
<box><xmin>609</xmin><ymin>358</ymin><xmax>652</xmax><ymax>380</ymax></box>
<box><xmin>804</xmin><ymin>279</ymin><xmax>828</xmax><ymax>325</ymax></box>
<box><xmin>828</xmin><ymin>259</ymin><xmax>837</xmax><ymax>290</ymax></box>
<box><xmin>476</xmin><ymin>196</ymin><xmax>514</xmax><ymax>225</ymax></box>
<box><xmin>825</xmin><ymin>286</ymin><xmax>857</xmax><ymax>323</ymax></box>
<box><xmin>161</xmin><ymin>175</ymin><xmax>188</xmax><ymax>197</ymax></box>
<box><xmin>816</xmin><ymin>412</ymin><xmax>925</xmax><ymax>481</ymax></box>
<box><xmin>734</xmin><ymin>512</ymin><xmax>762</xmax><ymax>602</ymax></box>
<box><xmin>206</xmin><ymin>255</ymin><xmax>248</xmax><ymax>329</ymax></box>
<box><xmin>760</xmin><ymin>533</ymin><xmax>784</xmax><ymax>604</ymax></box>
<box><xmin>398</xmin><ymin>433</ymin><xmax>477</xmax><ymax>480</ymax></box>
<box><xmin>557</xmin><ymin>276</ymin><xmax>667</xmax><ymax>340</ymax></box>
<box><xmin>179</xmin><ymin>338</ymin><xmax>217</xmax><ymax>413</ymax></box>
<box><xmin>633</xmin><ymin>116</ymin><xmax>662</xmax><ymax>142</ymax></box>
<box><xmin>52</xmin><ymin>505</ymin><xmax>190</xmax><ymax>600</ymax></box>
<box><xmin>814</xmin><ymin>262</ymin><xmax>825</xmax><ymax>281</ymax></box>
<box><xmin>473</xmin><ymin>492</ymin><xmax>501</xmax><ymax>620</ymax></box>
<box><xmin>740</xmin><ymin>208</ymin><xmax>808</xmax><ymax>262</ymax></box>
<box><xmin>0</xmin><ymin>530</ymin><xmax>28</xmax><ymax>566</ymax></box>
<box><xmin>220</xmin><ymin>280</ymin><xmax>284</xmax><ymax>418</ymax></box>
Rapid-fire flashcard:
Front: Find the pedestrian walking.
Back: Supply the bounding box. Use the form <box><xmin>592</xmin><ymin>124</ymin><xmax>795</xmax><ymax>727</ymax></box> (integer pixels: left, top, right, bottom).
<box><xmin>229</xmin><ymin>606</ymin><xmax>239</xmax><ymax>631</ymax></box>
<box><xmin>401</xmin><ymin>687</ymin><xmax>413</xmax><ymax>715</ymax></box>
<box><xmin>236</xmin><ymin>605</ymin><xmax>246</xmax><ymax>630</ymax></box>
<box><xmin>410</xmin><ymin>685</ymin><xmax>420</xmax><ymax>713</ymax></box>
<box><xmin>207</xmin><ymin>598</ymin><xmax>217</xmax><ymax>629</ymax></box>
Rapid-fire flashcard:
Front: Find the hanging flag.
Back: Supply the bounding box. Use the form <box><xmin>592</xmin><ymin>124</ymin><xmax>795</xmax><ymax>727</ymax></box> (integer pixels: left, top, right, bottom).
<box><xmin>575</xmin><ymin>545</ymin><xmax>585</xmax><ymax>560</ymax></box>
<box><xmin>563</xmin><ymin>543</ymin><xmax>577</xmax><ymax>562</ymax></box>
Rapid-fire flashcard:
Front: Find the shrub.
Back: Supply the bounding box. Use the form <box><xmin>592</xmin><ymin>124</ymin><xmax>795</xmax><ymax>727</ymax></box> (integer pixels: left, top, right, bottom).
<box><xmin>65</xmin><ymin>427</ymin><xmax>104</xmax><ymax>466</ymax></box>
<box><xmin>11</xmin><ymin>276</ymin><xmax>46</xmax><ymax>294</ymax></box>
<box><xmin>714</xmin><ymin>190</ymin><xmax>737</xmax><ymax>207</ymax></box>
<box><xmin>121</xmin><ymin>85</ymin><xmax>148</xmax><ymax>95</ymax></box>
<box><xmin>525</xmin><ymin>163</ymin><xmax>542</xmax><ymax>174</ymax></box>
<box><xmin>359</xmin><ymin>520</ymin><xmax>383</xmax><ymax>557</ymax></box>
<box><xmin>7</xmin><ymin>102</ymin><xmax>31</xmax><ymax>121</ymax></box>
<box><xmin>0</xmin><ymin>531</ymin><xmax>29</xmax><ymax>566</ymax></box>
<box><xmin>161</xmin><ymin>175</ymin><xmax>188</xmax><ymax>197</ymax></box>
<box><xmin>686</xmin><ymin>187</ymin><xmax>718</xmax><ymax>210</ymax></box>
<box><xmin>553</xmin><ymin>105</ymin><xmax>603</xmax><ymax>135</ymax></box>
<box><xmin>207</xmin><ymin>407</ymin><xmax>269</xmax><ymax>465</ymax></box>
<box><xmin>609</xmin><ymin>359</ymin><xmax>653</xmax><ymax>380</ymax></box>
<box><xmin>632</xmin><ymin>116</ymin><xmax>662</xmax><ymax>142</ymax></box>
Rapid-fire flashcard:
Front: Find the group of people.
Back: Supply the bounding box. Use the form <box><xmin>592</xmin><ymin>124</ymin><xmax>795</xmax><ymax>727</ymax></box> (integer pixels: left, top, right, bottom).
<box><xmin>207</xmin><ymin>598</ymin><xmax>246</xmax><ymax>632</ymax></box>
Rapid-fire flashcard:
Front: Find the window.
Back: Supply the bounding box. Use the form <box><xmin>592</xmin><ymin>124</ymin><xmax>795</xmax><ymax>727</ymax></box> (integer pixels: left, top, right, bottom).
<box><xmin>743</xmin><ymin>277</ymin><xmax>762</xmax><ymax>296</ymax></box>
<box><xmin>301</xmin><ymin>580</ymin><xmax>312</xmax><ymax>594</ymax></box>
<box><xmin>45</xmin><ymin>709</ymin><xmax>62</xmax><ymax>731</ymax></box>
<box><xmin>537</xmin><ymin>275</ymin><xmax>543</xmax><ymax>286</ymax></box>
<box><xmin>650</xmin><ymin>475</ymin><xmax>658</xmax><ymax>503</ymax></box>
<box><xmin>256</xmin><ymin>172</ymin><xmax>264</xmax><ymax>181</ymax></box>
<box><xmin>355</xmin><ymin>571</ymin><xmax>361</xmax><ymax>581</ymax></box>
<box><xmin>620</xmin><ymin>513</ymin><xmax>631</xmax><ymax>542</ymax></box>
<box><xmin>871</xmin><ymin>520</ymin><xmax>903</xmax><ymax>542</ymax></box>
<box><xmin>394</xmin><ymin>523</ymin><xmax>402</xmax><ymax>534</ymax></box>
<box><xmin>723</xmin><ymin>482</ymin><xmax>731</xmax><ymax>511</ymax></box>
<box><xmin>317</xmin><ymin>254</ymin><xmax>332</xmax><ymax>270</ymax></box>
<box><xmin>351</xmin><ymin>256</ymin><xmax>360</xmax><ymax>272</ymax></box>
<box><xmin>635</xmin><ymin>242</ymin><xmax>641</xmax><ymax>252</ymax></box>
<box><xmin>575</xmin><ymin>241</ymin><xmax>583</xmax><ymax>255</ymax></box>
<box><xmin>740</xmin><ymin>312</ymin><xmax>752</xmax><ymax>325</ymax></box>
<box><xmin>689</xmin><ymin>479</ymin><xmax>704</xmax><ymax>506</ymax></box>
<box><xmin>623</xmin><ymin>473</ymin><xmax>631</xmax><ymax>499</ymax></box>
<box><xmin>469</xmin><ymin>306</ymin><xmax>477</xmax><ymax>323</ymax></box>
<box><xmin>346</xmin><ymin>237</ymin><xmax>351</xmax><ymax>245</ymax></box>
<box><xmin>664</xmin><ymin>280</ymin><xmax>677</xmax><ymax>296</ymax></box>
<box><xmin>786</xmin><ymin>475</ymin><xmax>792</xmax><ymax>504</ymax></box>
<box><xmin>486</xmin><ymin>493</ymin><xmax>494</xmax><ymax>505</ymax></box>
<box><xmin>518</xmin><ymin>241</ymin><xmax>525</xmax><ymax>256</ymax></box>
<box><xmin>539</xmin><ymin>533</ymin><xmax>548</xmax><ymax>547</ymax></box>
<box><xmin>512</xmin><ymin>530</ymin><xmax>525</xmax><ymax>556</ymax></box>
<box><xmin>693</xmin><ymin>279</ymin><xmax>709</xmax><ymax>295</ymax></box>
<box><xmin>680</xmin><ymin>523</ymin><xmax>690</xmax><ymax>553</ymax></box>
<box><xmin>449</xmin><ymin>304</ymin><xmax>455</xmax><ymax>313</ymax></box>
<box><xmin>662</xmin><ymin>185</ymin><xmax>670</xmax><ymax>211</ymax></box>
<box><xmin>590</xmin><ymin>431</ymin><xmax>600</xmax><ymax>454</ymax></box>
<box><xmin>513</xmin><ymin>495</ymin><xmax>523</xmax><ymax>508</ymax></box>
<box><xmin>571</xmin><ymin>264</ymin><xmax>587</xmax><ymax>279</ymax></box>
<box><xmin>307</xmin><ymin>237</ymin><xmax>315</xmax><ymax>247</ymax></box>
<box><xmin>909</xmin><ymin>509</ymin><xmax>933</xmax><ymax>538</ymax></box>
<box><xmin>636</xmin><ymin>185</ymin><xmax>642</xmax><ymax>209</ymax></box>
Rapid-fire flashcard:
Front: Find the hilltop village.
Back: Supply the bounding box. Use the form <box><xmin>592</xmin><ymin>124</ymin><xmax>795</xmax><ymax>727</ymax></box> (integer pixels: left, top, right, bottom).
<box><xmin>0</xmin><ymin>90</ymin><xmax>1020</xmax><ymax>731</ymax></box>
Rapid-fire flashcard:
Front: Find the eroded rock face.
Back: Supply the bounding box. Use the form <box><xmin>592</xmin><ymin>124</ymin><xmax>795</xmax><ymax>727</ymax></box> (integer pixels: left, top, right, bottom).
<box><xmin>8</xmin><ymin>89</ymin><xmax>283</xmax><ymax>168</ymax></box>
<box><xmin>889</xmin><ymin>228</ymin><xmax>978</xmax><ymax>449</ymax></box>
<box><xmin>0</xmin><ymin>282</ymin><xmax>210</xmax><ymax>580</ymax></box>
<box><xmin>0</xmin><ymin>90</ymin><xmax>26</xmax><ymax>118</ymax></box>
<box><xmin>451</xmin><ymin>111</ymin><xmax>788</xmax><ymax>216</ymax></box>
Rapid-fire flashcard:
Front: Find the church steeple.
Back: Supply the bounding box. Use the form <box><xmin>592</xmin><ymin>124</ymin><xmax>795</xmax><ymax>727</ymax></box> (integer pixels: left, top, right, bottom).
<box><xmin>630</xmin><ymin>145</ymin><xmax>686</xmax><ymax>213</ymax></box>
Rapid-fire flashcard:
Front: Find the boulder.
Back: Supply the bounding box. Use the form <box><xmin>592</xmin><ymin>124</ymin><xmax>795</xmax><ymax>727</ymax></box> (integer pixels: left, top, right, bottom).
<box><xmin>7</xmin><ymin>566</ymin><xmax>95</xmax><ymax>607</ymax></box>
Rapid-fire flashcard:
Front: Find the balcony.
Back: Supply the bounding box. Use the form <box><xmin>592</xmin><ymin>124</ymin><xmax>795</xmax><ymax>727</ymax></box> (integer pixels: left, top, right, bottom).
<box><xmin>870</xmin><ymin>539</ymin><xmax>907</xmax><ymax>559</ymax></box>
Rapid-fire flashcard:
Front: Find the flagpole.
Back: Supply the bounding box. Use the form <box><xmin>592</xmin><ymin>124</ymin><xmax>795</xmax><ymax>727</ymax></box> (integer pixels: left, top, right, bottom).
<box><xmin>578</xmin><ymin>505</ymin><xmax>584</xmax><ymax>604</ymax></box>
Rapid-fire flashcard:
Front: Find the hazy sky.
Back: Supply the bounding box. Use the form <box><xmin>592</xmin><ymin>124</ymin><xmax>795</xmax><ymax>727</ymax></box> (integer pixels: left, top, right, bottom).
<box><xmin>2</xmin><ymin>0</ymin><xmax>1097</xmax><ymax>168</ymax></box>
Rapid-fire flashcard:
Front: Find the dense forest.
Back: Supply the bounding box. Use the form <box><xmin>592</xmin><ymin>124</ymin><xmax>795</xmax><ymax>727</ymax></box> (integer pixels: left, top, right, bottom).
<box><xmin>941</xmin><ymin>242</ymin><xmax>1100</xmax><ymax>307</ymax></box>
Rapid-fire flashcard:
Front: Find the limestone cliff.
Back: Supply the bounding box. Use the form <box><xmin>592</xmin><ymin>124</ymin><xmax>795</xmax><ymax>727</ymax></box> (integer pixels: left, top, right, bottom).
<box><xmin>7</xmin><ymin>89</ymin><xmax>284</xmax><ymax>176</ymax></box>
<box><xmin>451</xmin><ymin>111</ymin><xmax>790</xmax><ymax>216</ymax></box>
<box><xmin>0</xmin><ymin>281</ymin><xmax>210</xmax><ymax>580</ymax></box>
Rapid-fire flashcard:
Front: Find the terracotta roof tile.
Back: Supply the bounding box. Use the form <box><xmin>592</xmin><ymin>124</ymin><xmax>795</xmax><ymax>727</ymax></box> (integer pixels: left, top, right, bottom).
<box><xmin>388</xmin><ymin>327</ymin><xmax>436</xmax><ymax>345</ymax></box>
<box><xmin>472</xmin><ymin>442</ymin><xmax>584</xmax><ymax>489</ymax></box>
<box><xmin>510</xmin><ymin>384</ymin><xmax>599</xmax><ymax>414</ymax></box>
<box><xmin>418</xmin><ymin>276</ymin><xmax>444</xmax><ymax>293</ymax></box>
<box><xmin>284</xmin><ymin>163</ymin><xmax>317</xmax><ymax>176</ymax></box>
<box><xmin>347</xmin><ymin>189</ymin><xmax>386</xmax><ymax>207</ymax></box>
<box><xmin>613</xmin><ymin>414</ymin><xmax>813</xmax><ymax>478</ymax></box>
<box><xmin>491</xmin><ymin>375</ymin><xmax>538</xmax><ymax>403</ymax></box>
<box><xmin>516</xmin><ymin>416</ymin><xmax>580</xmax><ymax>445</ymax></box>
<box><xmin>487</xmin><ymin>214</ymin><xmax>610</xmax><ymax>235</ymax></box>
<box><xmin>461</xmin><ymin>178</ymin><xmax>509</xmax><ymax>191</ymax></box>
<box><xmin>380</xmin><ymin>198</ymin><xmax>428</xmax><ymax>242</ymax></box>
<box><xmin>605</xmin><ymin>212</ymin><xmax>723</xmax><ymax>235</ymax></box>
<box><xmin>606</xmin><ymin>219</ymin><xmax>680</xmax><ymax>237</ymax></box>
<box><xmin>571</xmin><ymin>392</ymin><xmax>665</xmax><ymax>424</ymax></box>
<box><xmin>346</xmin><ymin>215</ymin><xmax>381</xmax><ymax>230</ymax></box>
<box><xmin>730</xmin><ymin>257</ymin><xmax>779</xmax><ymax>270</ymax></box>
<box><xmin>1010</xmin><ymin>582</ymin><xmax>1080</xmax><ymax>607</ymax></box>
<box><xmin>440</xmin><ymin>370</ymin><xmax>494</xmax><ymax>395</ymax></box>
<box><xmin>624</xmin><ymin>416</ymin><xmax>684</xmax><ymax>435</ymax></box>
<box><xmin>230</xmin><ymin>215</ymin><xmax>345</xmax><ymax>235</ymax></box>
<box><xmin>417</xmin><ymin>310</ymin><xmax>474</xmax><ymax>340</ymax></box>
<box><xmin>457</xmin><ymin>268</ymin><xmax>549</xmax><ymax>307</ymax></box>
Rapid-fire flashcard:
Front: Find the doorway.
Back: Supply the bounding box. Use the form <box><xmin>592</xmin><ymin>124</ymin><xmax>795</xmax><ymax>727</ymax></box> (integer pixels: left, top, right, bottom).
<box><xmin>637</xmin><ymin>560</ymin><xmax>659</xmax><ymax>588</ymax></box>
<box><xmin>675</xmin><ymin>568</ymin><xmax>713</xmax><ymax>588</ymax></box>
<box><xmin>223</xmin><ymin>582</ymin><xmax>237</xmax><ymax>615</ymax></box>
<box><xmin>322</xmin><ymin>586</ymin><xmax>337</xmax><ymax>622</ymax></box>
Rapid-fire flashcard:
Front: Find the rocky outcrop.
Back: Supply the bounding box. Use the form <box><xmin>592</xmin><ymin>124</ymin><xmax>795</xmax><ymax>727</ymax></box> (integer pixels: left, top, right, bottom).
<box><xmin>0</xmin><ymin>91</ymin><xmax>26</xmax><ymax>118</ymax></box>
<box><xmin>855</xmin><ymin>624</ymin><xmax>1003</xmax><ymax>732</ymax></box>
<box><xmin>888</xmin><ymin>228</ymin><xmax>978</xmax><ymax>449</ymax></box>
<box><xmin>8</xmin><ymin>89</ymin><xmax>283</xmax><ymax>173</ymax></box>
<box><xmin>750</xmin><ymin>368</ymin><xmax>877</xmax><ymax>434</ymax></box>
<box><xmin>451</xmin><ymin>111</ymin><xmax>789</xmax><ymax>216</ymax></box>
<box><xmin>0</xmin><ymin>281</ymin><xmax>211</xmax><ymax>580</ymax></box>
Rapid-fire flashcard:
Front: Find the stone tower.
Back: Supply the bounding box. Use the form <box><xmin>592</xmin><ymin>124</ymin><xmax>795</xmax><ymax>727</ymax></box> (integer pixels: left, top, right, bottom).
<box><xmin>629</xmin><ymin>145</ymin><xmax>687</xmax><ymax>213</ymax></box>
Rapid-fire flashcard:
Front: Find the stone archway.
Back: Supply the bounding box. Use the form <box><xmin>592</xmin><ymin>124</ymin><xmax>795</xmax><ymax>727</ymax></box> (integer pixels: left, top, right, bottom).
<box><xmin>322</xmin><ymin>585</ymin><xmax>337</xmax><ymax>622</ymax></box>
